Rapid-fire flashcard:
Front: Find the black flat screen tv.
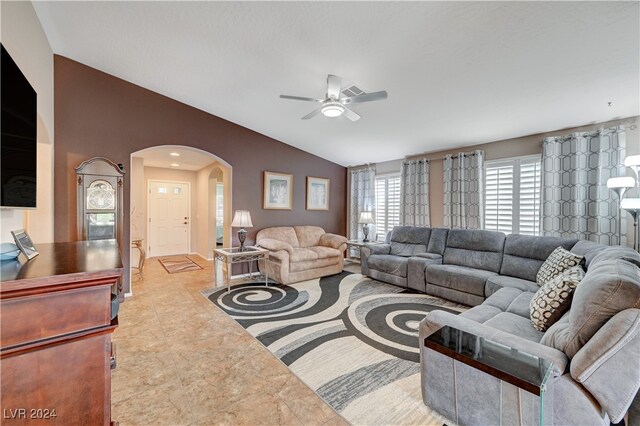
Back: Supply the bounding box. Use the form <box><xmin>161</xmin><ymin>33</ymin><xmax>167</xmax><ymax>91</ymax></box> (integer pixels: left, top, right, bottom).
<box><xmin>1</xmin><ymin>43</ymin><xmax>37</xmax><ymax>208</ymax></box>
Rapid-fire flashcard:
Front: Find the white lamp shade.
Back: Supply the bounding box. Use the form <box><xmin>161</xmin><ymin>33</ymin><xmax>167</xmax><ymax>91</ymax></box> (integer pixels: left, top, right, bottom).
<box><xmin>231</xmin><ymin>210</ymin><xmax>253</xmax><ymax>228</ymax></box>
<box><xmin>621</xmin><ymin>198</ymin><xmax>640</xmax><ymax>210</ymax></box>
<box><xmin>359</xmin><ymin>211</ymin><xmax>374</xmax><ymax>224</ymax></box>
<box><xmin>607</xmin><ymin>176</ymin><xmax>636</xmax><ymax>189</ymax></box>
<box><xmin>624</xmin><ymin>155</ymin><xmax>640</xmax><ymax>167</ymax></box>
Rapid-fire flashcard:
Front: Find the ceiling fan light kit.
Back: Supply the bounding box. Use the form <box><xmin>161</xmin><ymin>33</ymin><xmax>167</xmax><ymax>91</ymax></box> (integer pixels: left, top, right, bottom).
<box><xmin>280</xmin><ymin>74</ymin><xmax>387</xmax><ymax>122</ymax></box>
<box><xmin>321</xmin><ymin>102</ymin><xmax>344</xmax><ymax>118</ymax></box>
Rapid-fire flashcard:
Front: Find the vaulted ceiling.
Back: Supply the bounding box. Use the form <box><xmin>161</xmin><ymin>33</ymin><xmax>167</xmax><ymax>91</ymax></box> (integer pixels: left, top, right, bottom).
<box><xmin>33</xmin><ymin>1</ymin><xmax>639</xmax><ymax>166</ymax></box>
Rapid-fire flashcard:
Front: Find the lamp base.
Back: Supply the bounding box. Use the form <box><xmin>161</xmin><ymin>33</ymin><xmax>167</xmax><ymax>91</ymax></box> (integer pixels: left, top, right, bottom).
<box><xmin>238</xmin><ymin>229</ymin><xmax>247</xmax><ymax>251</ymax></box>
<box><xmin>362</xmin><ymin>225</ymin><xmax>370</xmax><ymax>243</ymax></box>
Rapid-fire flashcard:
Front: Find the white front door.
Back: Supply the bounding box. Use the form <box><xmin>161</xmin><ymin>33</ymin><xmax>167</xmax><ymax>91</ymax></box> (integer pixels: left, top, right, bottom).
<box><xmin>148</xmin><ymin>180</ymin><xmax>190</xmax><ymax>257</ymax></box>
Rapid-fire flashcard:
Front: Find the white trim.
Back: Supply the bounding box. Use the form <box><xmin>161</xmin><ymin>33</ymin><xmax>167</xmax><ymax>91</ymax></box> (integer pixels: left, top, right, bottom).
<box><xmin>375</xmin><ymin>171</ymin><xmax>401</xmax><ymax>178</ymax></box>
<box><xmin>147</xmin><ymin>179</ymin><xmax>192</xmax><ymax>256</ymax></box>
<box><xmin>485</xmin><ymin>153</ymin><xmax>541</xmax><ymax>166</ymax></box>
<box><xmin>124</xmin><ymin>291</ymin><xmax>133</xmax><ymax>298</ymax></box>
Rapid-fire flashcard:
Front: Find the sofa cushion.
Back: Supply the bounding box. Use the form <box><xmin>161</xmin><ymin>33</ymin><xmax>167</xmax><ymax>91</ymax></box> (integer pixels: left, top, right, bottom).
<box><xmin>485</xmin><ymin>275</ymin><xmax>539</xmax><ymax>298</ymax></box>
<box><xmin>368</xmin><ymin>255</ymin><xmax>408</xmax><ymax>277</ymax></box>
<box><xmin>308</xmin><ymin>246</ymin><xmax>341</xmax><ymax>259</ymax></box>
<box><xmin>290</xmin><ymin>257</ymin><xmax>339</xmax><ymax>272</ymax></box>
<box><xmin>389</xmin><ymin>226</ymin><xmax>431</xmax><ymax>246</ymax></box>
<box><xmin>443</xmin><ymin>229</ymin><xmax>505</xmax><ymax>273</ymax></box>
<box><xmin>290</xmin><ymin>248</ymin><xmax>318</xmax><ymax>262</ymax></box>
<box><xmin>536</xmin><ymin>247</ymin><xmax>584</xmax><ymax>286</ymax></box>
<box><xmin>415</xmin><ymin>253</ymin><xmax>443</xmax><ymax>260</ymax></box>
<box><xmin>257</xmin><ymin>226</ymin><xmax>299</xmax><ymax>247</ymax></box>
<box><xmin>500</xmin><ymin>235</ymin><xmax>578</xmax><ymax>282</ymax></box>
<box><xmin>294</xmin><ymin>226</ymin><xmax>325</xmax><ymax>248</ymax></box>
<box><xmin>483</xmin><ymin>287</ymin><xmax>525</xmax><ymax>312</ymax></box>
<box><xmin>530</xmin><ymin>266</ymin><xmax>585</xmax><ymax>332</ymax></box>
<box><xmin>390</xmin><ymin>242</ymin><xmax>427</xmax><ymax>257</ymax></box>
<box><xmin>589</xmin><ymin>245</ymin><xmax>640</xmax><ymax>269</ymax></box>
<box><xmin>426</xmin><ymin>264</ymin><xmax>497</xmax><ymax>296</ymax></box>
<box><xmin>541</xmin><ymin>255</ymin><xmax>640</xmax><ymax>358</ymax></box>
<box><xmin>484</xmin><ymin>312</ymin><xmax>544</xmax><ymax>343</ymax></box>
<box><xmin>427</xmin><ymin>228</ymin><xmax>449</xmax><ymax>255</ymax></box>
<box><xmin>570</xmin><ymin>240</ymin><xmax>607</xmax><ymax>269</ymax></box>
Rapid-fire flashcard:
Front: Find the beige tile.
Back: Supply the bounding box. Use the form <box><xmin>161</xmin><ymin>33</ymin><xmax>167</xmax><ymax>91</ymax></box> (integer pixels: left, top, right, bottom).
<box><xmin>112</xmin><ymin>258</ymin><xmax>341</xmax><ymax>425</ymax></box>
<box><xmin>112</xmin><ymin>379</ymin><xmax>193</xmax><ymax>426</ymax></box>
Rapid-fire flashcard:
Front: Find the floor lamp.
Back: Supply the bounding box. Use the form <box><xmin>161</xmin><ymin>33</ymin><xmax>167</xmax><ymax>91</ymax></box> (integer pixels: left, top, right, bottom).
<box><xmin>607</xmin><ymin>177</ymin><xmax>636</xmax><ymax>244</ymax></box>
<box><xmin>621</xmin><ymin>198</ymin><xmax>640</xmax><ymax>252</ymax></box>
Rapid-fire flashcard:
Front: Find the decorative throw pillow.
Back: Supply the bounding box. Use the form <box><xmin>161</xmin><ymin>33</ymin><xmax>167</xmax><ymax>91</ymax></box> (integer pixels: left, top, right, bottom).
<box><xmin>536</xmin><ymin>247</ymin><xmax>584</xmax><ymax>286</ymax></box>
<box><xmin>530</xmin><ymin>266</ymin><xmax>585</xmax><ymax>332</ymax></box>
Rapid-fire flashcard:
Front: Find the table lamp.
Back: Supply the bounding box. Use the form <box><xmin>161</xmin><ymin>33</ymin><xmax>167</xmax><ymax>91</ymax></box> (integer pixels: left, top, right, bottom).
<box><xmin>359</xmin><ymin>211</ymin><xmax>374</xmax><ymax>242</ymax></box>
<box><xmin>231</xmin><ymin>210</ymin><xmax>253</xmax><ymax>251</ymax></box>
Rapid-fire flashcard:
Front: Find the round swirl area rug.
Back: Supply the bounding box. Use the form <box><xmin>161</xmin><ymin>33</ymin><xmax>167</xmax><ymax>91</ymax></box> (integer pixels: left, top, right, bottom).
<box><xmin>202</xmin><ymin>271</ymin><xmax>467</xmax><ymax>425</ymax></box>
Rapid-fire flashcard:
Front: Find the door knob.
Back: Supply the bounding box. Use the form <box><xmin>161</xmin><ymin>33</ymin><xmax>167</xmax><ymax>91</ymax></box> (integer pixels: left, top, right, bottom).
<box><xmin>184</xmin><ymin>221</ymin><xmax>188</xmax><ymax>225</ymax></box>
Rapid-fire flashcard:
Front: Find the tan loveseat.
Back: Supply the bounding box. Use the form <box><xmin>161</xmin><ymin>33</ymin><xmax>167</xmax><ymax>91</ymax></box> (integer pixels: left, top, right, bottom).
<box><xmin>256</xmin><ymin>226</ymin><xmax>348</xmax><ymax>284</ymax></box>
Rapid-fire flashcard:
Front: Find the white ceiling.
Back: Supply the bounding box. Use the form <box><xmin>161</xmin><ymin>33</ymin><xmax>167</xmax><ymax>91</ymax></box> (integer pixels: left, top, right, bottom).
<box><xmin>33</xmin><ymin>1</ymin><xmax>639</xmax><ymax>166</ymax></box>
<box><xmin>133</xmin><ymin>146</ymin><xmax>218</xmax><ymax>171</ymax></box>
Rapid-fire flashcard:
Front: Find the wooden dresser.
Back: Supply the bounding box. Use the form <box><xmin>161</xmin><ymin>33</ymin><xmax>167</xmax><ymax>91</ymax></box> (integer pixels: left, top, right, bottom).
<box><xmin>1</xmin><ymin>240</ymin><xmax>122</xmax><ymax>425</ymax></box>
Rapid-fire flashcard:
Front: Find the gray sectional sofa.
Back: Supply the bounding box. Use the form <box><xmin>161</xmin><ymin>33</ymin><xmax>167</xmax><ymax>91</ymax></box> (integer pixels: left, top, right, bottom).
<box><xmin>360</xmin><ymin>226</ymin><xmax>640</xmax><ymax>425</ymax></box>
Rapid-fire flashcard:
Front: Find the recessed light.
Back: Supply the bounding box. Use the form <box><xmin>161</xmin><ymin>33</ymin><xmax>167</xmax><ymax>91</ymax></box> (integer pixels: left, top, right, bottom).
<box><xmin>170</xmin><ymin>163</ymin><xmax>180</xmax><ymax>167</ymax></box>
<box><xmin>170</xmin><ymin>152</ymin><xmax>180</xmax><ymax>157</ymax></box>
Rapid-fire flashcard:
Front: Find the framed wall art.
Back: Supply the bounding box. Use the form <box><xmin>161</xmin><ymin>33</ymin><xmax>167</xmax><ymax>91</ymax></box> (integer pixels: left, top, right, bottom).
<box><xmin>263</xmin><ymin>171</ymin><xmax>293</xmax><ymax>210</ymax></box>
<box><xmin>306</xmin><ymin>176</ymin><xmax>330</xmax><ymax>210</ymax></box>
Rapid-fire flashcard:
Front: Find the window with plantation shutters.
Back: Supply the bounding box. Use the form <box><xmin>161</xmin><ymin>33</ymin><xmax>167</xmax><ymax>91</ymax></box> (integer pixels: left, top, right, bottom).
<box><xmin>484</xmin><ymin>155</ymin><xmax>541</xmax><ymax>235</ymax></box>
<box><xmin>375</xmin><ymin>174</ymin><xmax>401</xmax><ymax>241</ymax></box>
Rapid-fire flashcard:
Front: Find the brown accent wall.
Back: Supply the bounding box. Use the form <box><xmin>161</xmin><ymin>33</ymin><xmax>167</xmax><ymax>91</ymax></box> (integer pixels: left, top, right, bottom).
<box><xmin>54</xmin><ymin>56</ymin><xmax>347</xmax><ymax>291</ymax></box>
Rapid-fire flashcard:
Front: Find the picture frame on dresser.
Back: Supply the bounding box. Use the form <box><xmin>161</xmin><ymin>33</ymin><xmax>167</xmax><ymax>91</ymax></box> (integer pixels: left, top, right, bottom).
<box><xmin>11</xmin><ymin>229</ymin><xmax>39</xmax><ymax>260</ymax></box>
<box><xmin>306</xmin><ymin>176</ymin><xmax>330</xmax><ymax>210</ymax></box>
<box><xmin>263</xmin><ymin>171</ymin><xmax>293</xmax><ymax>210</ymax></box>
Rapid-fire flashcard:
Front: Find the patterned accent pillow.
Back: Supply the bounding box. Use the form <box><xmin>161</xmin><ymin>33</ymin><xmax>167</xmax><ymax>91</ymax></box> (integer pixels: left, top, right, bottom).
<box><xmin>530</xmin><ymin>266</ymin><xmax>585</xmax><ymax>331</ymax></box>
<box><xmin>536</xmin><ymin>247</ymin><xmax>584</xmax><ymax>286</ymax></box>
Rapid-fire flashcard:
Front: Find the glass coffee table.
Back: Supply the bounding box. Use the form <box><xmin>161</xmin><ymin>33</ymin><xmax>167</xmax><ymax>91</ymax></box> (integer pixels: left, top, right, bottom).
<box><xmin>424</xmin><ymin>325</ymin><xmax>554</xmax><ymax>425</ymax></box>
<box><xmin>213</xmin><ymin>246</ymin><xmax>270</xmax><ymax>292</ymax></box>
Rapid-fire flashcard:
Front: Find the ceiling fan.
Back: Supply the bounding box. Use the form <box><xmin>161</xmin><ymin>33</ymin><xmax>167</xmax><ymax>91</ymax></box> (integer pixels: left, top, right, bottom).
<box><xmin>280</xmin><ymin>74</ymin><xmax>387</xmax><ymax>121</ymax></box>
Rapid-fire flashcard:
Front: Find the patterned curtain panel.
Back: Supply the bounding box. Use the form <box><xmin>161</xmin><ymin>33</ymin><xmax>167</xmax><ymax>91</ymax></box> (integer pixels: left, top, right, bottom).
<box><xmin>443</xmin><ymin>150</ymin><xmax>485</xmax><ymax>229</ymax></box>
<box><xmin>400</xmin><ymin>158</ymin><xmax>430</xmax><ymax>227</ymax></box>
<box><xmin>349</xmin><ymin>166</ymin><xmax>376</xmax><ymax>242</ymax></box>
<box><xmin>541</xmin><ymin>125</ymin><xmax>626</xmax><ymax>245</ymax></box>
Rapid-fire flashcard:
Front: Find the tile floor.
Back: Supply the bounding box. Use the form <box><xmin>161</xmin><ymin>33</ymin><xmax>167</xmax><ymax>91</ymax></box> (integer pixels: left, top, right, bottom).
<box><xmin>111</xmin><ymin>255</ymin><xmax>349</xmax><ymax>425</ymax></box>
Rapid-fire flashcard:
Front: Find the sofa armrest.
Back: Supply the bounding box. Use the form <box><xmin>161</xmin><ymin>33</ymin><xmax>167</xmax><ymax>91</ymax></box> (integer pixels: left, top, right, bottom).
<box><xmin>570</xmin><ymin>309</ymin><xmax>640</xmax><ymax>423</ymax></box>
<box><xmin>319</xmin><ymin>233</ymin><xmax>348</xmax><ymax>251</ymax></box>
<box><xmin>420</xmin><ymin>310</ymin><xmax>568</xmax><ymax>377</ymax></box>
<box><xmin>257</xmin><ymin>238</ymin><xmax>294</xmax><ymax>254</ymax></box>
<box><xmin>363</xmin><ymin>243</ymin><xmax>391</xmax><ymax>256</ymax></box>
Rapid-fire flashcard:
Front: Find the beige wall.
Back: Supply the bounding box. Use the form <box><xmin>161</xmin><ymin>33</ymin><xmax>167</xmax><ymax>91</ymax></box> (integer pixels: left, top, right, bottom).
<box><xmin>357</xmin><ymin>116</ymin><xmax>639</xmax><ymax>244</ymax></box>
<box><xmin>0</xmin><ymin>1</ymin><xmax>54</xmax><ymax>244</ymax></box>
<box><xmin>143</xmin><ymin>166</ymin><xmax>198</xmax><ymax>256</ymax></box>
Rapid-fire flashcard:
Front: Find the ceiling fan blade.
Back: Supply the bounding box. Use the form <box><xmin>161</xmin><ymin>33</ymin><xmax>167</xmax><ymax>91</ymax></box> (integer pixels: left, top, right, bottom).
<box><xmin>301</xmin><ymin>107</ymin><xmax>323</xmax><ymax>120</ymax></box>
<box><xmin>342</xmin><ymin>107</ymin><xmax>361</xmax><ymax>122</ymax></box>
<box><xmin>326</xmin><ymin>75</ymin><xmax>341</xmax><ymax>100</ymax></box>
<box><xmin>280</xmin><ymin>95</ymin><xmax>324</xmax><ymax>102</ymax></box>
<box><xmin>343</xmin><ymin>90</ymin><xmax>388</xmax><ymax>104</ymax></box>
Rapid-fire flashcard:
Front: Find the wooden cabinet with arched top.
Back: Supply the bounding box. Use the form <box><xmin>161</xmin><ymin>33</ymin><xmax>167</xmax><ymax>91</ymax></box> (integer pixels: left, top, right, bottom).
<box><xmin>75</xmin><ymin>157</ymin><xmax>125</xmax><ymax>246</ymax></box>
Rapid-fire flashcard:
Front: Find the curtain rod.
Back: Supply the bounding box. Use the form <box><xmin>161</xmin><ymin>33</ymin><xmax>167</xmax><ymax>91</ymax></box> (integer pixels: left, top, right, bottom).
<box><xmin>348</xmin><ymin>163</ymin><xmax>376</xmax><ymax>171</ymax></box>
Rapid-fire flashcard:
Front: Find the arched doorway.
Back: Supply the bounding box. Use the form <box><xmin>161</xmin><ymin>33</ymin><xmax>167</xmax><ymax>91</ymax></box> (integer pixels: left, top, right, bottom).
<box><xmin>128</xmin><ymin>145</ymin><xmax>232</xmax><ymax>295</ymax></box>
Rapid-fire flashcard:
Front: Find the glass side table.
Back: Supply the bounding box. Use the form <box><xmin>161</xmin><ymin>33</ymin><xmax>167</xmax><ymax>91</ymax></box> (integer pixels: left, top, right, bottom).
<box><xmin>213</xmin><ymin>246</ymin><xmax>269</xmax><ymax>292</ymax></box>
<box><xmin>346</xmin><ymin>239</ymin><xmax>382</xmax><ymax>262</ymax></box>
<box><xmin>424</xmin><ymin>325</ymin><xmax>554</xmax><ymax>426</ymax></box>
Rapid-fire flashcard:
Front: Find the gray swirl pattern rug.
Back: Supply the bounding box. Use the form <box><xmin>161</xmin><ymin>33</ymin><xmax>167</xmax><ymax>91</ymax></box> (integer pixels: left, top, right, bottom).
<box><xmin>202</xmin><ymin>271</ymin><xmax>466</xmax><ymax>425</ymax></box>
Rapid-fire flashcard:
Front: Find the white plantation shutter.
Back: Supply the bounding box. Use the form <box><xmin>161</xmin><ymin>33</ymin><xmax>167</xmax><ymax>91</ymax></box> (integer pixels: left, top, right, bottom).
<box><xmin>485</xmin><ymin>163</ymin><xmax>514</xmax><ymax>234</ymax></box>
<box><xmin>375</xmin><ymin>174</ymin><xmax>401</xmax><ymax>241</ymax></box>
<box><xmin>484</xmin><ymin>155</ymin><xmax>541</xmax><ymax>235</ymax></box>
<box><xmin>519</xmin><ymin>159</ymin><xmax>542</xmax><ymax>236</ymax></box>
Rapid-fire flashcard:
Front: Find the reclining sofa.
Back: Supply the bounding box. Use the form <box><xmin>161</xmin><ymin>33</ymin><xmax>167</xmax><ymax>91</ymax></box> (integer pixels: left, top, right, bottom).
<box><xmin>256</xmin><ymin>225</ymin><xmax>347</xmax><ymax>284</ymax></box>
<box><xmin>360</xmin><ymin>226</ymin><xmax>640</xmax><ymax>425</ymax></box>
